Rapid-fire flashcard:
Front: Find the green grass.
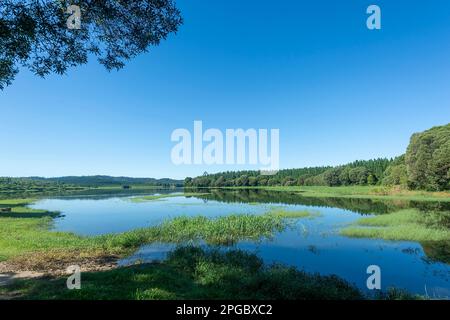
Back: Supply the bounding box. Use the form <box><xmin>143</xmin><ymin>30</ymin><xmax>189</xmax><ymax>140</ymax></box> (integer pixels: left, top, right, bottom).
<box><xmin>0</xmin><ymin>208</ymin><xmax>288</xmax><ymax>265</ymax></box>
<box><xmin>268</xmin><ymin>208</ymin><xmax>320</xmax><ymax>219</ymax></box>
<box><xmin>0</xmin><ymin>246</ymin><xmax>366</xmax><ymax>300</ymax></box>
<box><xmin>0</xmin><ymin>198</ymin><xmax>36</xmax><ymax>206</ymax></box>
<box><xmin>341</xmin><ymin>209</ymin><xmax>450</xmax><ymax>264</ymax></box>
<box><xmin>0</xmin><ymin>216</ymin><xmax>92</xmax><ymax>262</ymax></box>
<box><xmin>129</xmin><ymin>192</ymin><xmax>210</xmax><ymax>203</ymax></box>
<box><xmin>145</xmin><ymin>214</ymin><xmax>287</xmax><ymax>245</ymax></box>
<box><xmin>341</xmin><ymin>209</ymin><xmax>450</xmax><ymax>243</ymax></box>
<box><xmin>0</xmin><ymin>201</ymin><xmax>427</xmax><ymax>300</ymax></box>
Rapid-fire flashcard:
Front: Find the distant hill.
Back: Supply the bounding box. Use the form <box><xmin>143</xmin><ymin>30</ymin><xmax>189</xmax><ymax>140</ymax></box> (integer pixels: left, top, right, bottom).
<box><xmin>0</xmin><ymin>176</ymin><xmax>184</xmax><ymax>199</ymax></box>
<box><xmin>25</xmin><ymin>175</ymin><xmax>184</xmax><ymax>187</ymax></box>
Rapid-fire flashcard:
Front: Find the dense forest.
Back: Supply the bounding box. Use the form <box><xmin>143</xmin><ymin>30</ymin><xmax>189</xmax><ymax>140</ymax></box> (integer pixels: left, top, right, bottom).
<box><xmin>184</xmin><ymin>159</ymin><xmax>393</xmax><ymax>188</ymax></box>
<box><xmin>185</xmin><ymin>123</ymin><xmax>450</xmax><ymax>191</ymax></box>
<box><xmin>0</xmin><ymin>176</ymin><xmax>183</xmax><ymax>188</ymax></box>
<box><xmin>33</xmin><ymin>176</ymin><xmax>184</xmax><ymax>187</ymax></box>
<box><xmin>0</xmin><ymin>176</ymin><xmax>183</xmax><ymax>198</ymax></box>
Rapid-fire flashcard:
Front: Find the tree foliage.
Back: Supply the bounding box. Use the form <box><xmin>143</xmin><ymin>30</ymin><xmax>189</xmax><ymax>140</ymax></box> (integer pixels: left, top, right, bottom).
<box><xmin>0</xmin><ymin>0</ymin><xmax>182</xmax><ymax>89</ymax></box>
<box><xmin>405</xmin><ymin>123</ymin><xmax>450</xmax><ymax>191</ymax></box>
<box><xmin>184</xmin><ymin>159</ymin><xmax>392</xmax><ymax>188</ymax></box>
<box><xmin>382</xmin><ymin>155</ymin><xmax>408</xmax><ymax>187</ymax></box>
<box><xmin>185</xmin><ymin>124</ymin><xmax>450</xmax><ymax>191</ymax></box>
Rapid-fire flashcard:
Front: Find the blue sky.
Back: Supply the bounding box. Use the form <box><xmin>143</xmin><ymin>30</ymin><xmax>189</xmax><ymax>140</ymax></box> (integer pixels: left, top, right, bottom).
<box><xmin>1</xmin><ymin>0</ymin><xmax>450</xmax><ymax>179</ymax></box>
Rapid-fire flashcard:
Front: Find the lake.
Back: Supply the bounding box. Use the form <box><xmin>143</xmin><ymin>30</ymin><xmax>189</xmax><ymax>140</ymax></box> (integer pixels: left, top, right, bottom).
<box><xmin>29</xmin><ymin>189</ymin><xmax>450</xmax><ymax>298</ymax></box>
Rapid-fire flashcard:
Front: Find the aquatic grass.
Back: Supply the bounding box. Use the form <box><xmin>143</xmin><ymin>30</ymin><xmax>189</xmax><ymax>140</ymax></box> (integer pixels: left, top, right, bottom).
<box><xmin>342</xmin><ymin>225</ymin><xmax>449</xmax><ymax>242</ymax></box>
<box><xmin>8</xmin><ymin>207</ymin><xmax>49</xmax><ymax>214</ymax></box>
<box><xmin>341</xmin><ymin>209</ymin><xmax>450</xmax><ymax>243</ymax></box>
<box><xmin>268</xmin><ymin>208</ymin><xmax>320</xmax><ymax>219</ymax></box>
<box><xmin>0</xmin><ymin>212</ymin><xmax>289</xmax><ymax>266</ymax></box>
<box><xmin>128</xmin><ymin>192</ymin><xmax>210</xmax><ymax>203</ymax></box>
<box><xmin>0</xmin><ymin>198</ymin><xmax>37</xmax><ymax>206</ymax></box>
<box><xmin>103</xmin><ymin>214</ymin><xmax>288</xmax><ymax>248</ymax></box>
<box><xmin>0</xmin><ymin>201</ymin><xmax>432</xmax><ymax>300</ymax></box>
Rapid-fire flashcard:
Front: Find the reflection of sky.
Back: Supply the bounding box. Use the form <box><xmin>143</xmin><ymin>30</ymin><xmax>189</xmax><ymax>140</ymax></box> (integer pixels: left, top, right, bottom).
<box><xmin>31</xmin><ymin>194</ymin><xmax>450</xmax><ymax>298</ymax></box>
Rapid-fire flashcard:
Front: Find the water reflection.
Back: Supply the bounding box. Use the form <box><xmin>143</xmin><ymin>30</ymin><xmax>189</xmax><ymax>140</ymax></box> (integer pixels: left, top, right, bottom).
<box><xmin>29</xmin><ymin>188</ymin><xmax>450</xmax><ymax>297</ymax></box>
<box><xmin>190</xmin><ymin>188</ymin><xmax>450</xmax><ymax>215</ymax></box>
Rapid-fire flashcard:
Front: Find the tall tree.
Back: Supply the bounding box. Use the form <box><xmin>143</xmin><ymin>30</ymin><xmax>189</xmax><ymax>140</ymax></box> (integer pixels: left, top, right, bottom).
<box><xmin>405</xmin><ymin>123</ymin><xmax>450</xmax><ymax>191</ymax></box>
<box><xmin>0</xmin><ymin>0</ymin><xmax>182</xmax><ymax>89</ymax></box>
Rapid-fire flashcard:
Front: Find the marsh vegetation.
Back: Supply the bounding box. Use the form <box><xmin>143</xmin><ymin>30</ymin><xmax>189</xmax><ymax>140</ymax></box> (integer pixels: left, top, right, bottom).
<box><xmin>0</xmin><ymin>187</ymin><xmax>448</xmax><ymax>300</ymax></box>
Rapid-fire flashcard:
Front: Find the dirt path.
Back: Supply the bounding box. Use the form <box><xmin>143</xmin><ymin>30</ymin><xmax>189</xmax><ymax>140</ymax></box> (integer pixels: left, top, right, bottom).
<box><xmin>0</xmin><ymin>271</ymin><xmax>45</xmax><ymax>300</ymax></box>
<box><xmin>0</xmin><ymin>253</ymin><xmax>120</xmax><ymax>299</ymax></box>
<box><xmin>0</xmin><ymin>271</ymin><xmax>45</xmax><ymax>286</ymax></box>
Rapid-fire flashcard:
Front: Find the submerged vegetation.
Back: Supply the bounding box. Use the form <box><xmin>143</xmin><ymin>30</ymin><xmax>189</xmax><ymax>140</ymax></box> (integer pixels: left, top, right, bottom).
<box><xmin>341</xmin><ymin>209</ymin><xmax>450</xmax><ymax>243</ymax></box>
<box><xmin>129</xmin><ymin>192</ymin><xmax>210</xmax><ymax>203</ymax></box>
<box><xmin>341</xmin><ymin>209</ymin><xmax>450</xmax><ymax>263</ymax></box>
<box><xmin>268</xmin><ymin>208</ymin><xmax>320</xmax><ymax>219</ymax></box>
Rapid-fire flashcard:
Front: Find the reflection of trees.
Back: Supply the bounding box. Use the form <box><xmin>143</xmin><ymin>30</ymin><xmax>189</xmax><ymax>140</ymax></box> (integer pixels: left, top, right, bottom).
<box><xmin>4</xmin><ymin>187</ymin><xmax>186</xmax><ymax>200</ymax></box>
<box><xmin>421</xmin><ymin>241</ymin><xmax>450</xmax><ymax>265</ymax></box>
<box><xmin>189</xmin><ymin>188</ymin><xmax>450</xmax><ymax>215</ymax></box>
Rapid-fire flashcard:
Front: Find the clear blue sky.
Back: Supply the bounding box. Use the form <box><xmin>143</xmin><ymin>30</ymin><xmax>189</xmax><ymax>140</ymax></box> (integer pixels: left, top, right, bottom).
<box><xmin>1</xmin><ymin>0</ymin><xmax>450</xmax><ymax>179</ymax></box>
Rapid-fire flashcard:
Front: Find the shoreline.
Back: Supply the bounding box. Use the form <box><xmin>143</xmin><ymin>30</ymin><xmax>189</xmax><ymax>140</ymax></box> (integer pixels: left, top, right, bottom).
<box><xmin>185</xmin><ymin>186</ymin><xmax>450</xmax><ymax>202</ymax></box>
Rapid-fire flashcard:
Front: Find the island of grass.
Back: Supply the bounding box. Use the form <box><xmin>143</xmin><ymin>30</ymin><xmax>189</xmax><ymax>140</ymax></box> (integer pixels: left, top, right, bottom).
<box><xmin>268</xmin><ymin>207</ymin><xmax>321</xmax><ymax>219</ymax></box>
<box><xmin>341</xmin><ymin>209</ymin><xmax>450</xmax><ymax>263</ymax></box>
<box><xmin>128</xmin><ymin>192</ymin><xmax>210</xmax><ymax>203</ymax></box>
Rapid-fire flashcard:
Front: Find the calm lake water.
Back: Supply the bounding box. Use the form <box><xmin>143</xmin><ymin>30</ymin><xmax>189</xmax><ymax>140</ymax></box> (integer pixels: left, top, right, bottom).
<box><xmin>30</xmin><ymin>189</ymin><xmax>450</xmax><ymax>298</ymax></box>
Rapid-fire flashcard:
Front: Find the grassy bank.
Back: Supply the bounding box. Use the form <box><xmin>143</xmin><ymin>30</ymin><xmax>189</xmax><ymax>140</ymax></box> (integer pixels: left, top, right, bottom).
<box><xmin>208</xmin><ymin>186</ymin><xmax>450</xmax><ymax>202</ymax></box>
<box><xmin>0</xmin><ymin>246</ymin><xmax>419</xmax><ymax>300</ymax></box>
<box><xmin>0</xmin><ymin>198</ymin><xmax>292</xmax><ymax>268</ymax></box>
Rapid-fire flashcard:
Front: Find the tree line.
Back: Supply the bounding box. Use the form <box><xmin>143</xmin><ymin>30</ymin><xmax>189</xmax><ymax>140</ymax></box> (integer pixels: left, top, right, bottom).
<box><xmin>185</xmin><ymin>123</ymin><xmax>450</xmax><ymax>191</ymax></box>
